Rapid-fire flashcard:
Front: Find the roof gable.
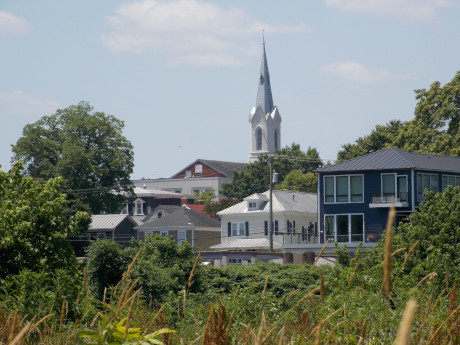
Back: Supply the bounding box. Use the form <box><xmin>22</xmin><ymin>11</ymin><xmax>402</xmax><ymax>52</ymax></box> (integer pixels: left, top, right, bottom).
<box><xmin>218</xmin><ymin>190</ymin><xmax>317</xmax><ymax>215</ymax></box>
<box><xmin>89</xmin><ymin>214</ymin><xmax>135</xmax><ymax>231</ymax></box>
<box><xmin>171</xmin><ymin>159</ymin><xmax>246</xmax><ymax>178</ymax></box>
<box><xmin>137</xmin><ymin>208</ymin><xmax>220</xmax><ymax>229</ymax></box>
<box><xmin>315</xmin><ymin>148</ymin><xmax>460</xmax><ymax>173</ymax></box>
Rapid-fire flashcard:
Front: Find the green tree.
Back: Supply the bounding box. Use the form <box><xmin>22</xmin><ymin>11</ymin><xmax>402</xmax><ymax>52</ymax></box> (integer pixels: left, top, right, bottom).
<box><xmin>275</xmin><ymin>170</ymin><xmax>317</xmax><ymax>193</ymax></box>
<box><xmin>0</xmin><ymin>163</ymin><xmax>87</xmax><ymax>278</ymax></box>
<box><xmin>337</xmin><ymin>71</ymin><xmax>460</xmax><ymax>161</ymax></box>
<box><xmin>194</xmin><ymin>189</ymin><xmax>216</xmax><ymax>205</ymax></box>
<box><xmin>337</xmin><ymin>120</ymin><xmax>406</xmax><ymax>162</ymax></box>
<box><xmin>222</xmin><ymin>143</ymin><xmax>322</xmax><ymax>199</ymax></box>
<box><xmin>12</xmin><ymin>101</ymin><xmax>134</xmax><ymax>214</ymax></box>
<box><xmin>393</xmin><ymin>71</ymin><xmax>460</xmax><ymax>156</ymax></box>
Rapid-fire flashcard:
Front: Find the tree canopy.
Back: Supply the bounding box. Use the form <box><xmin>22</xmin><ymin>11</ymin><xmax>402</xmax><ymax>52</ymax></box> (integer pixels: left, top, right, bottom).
<box><xmin>0</xmin><ymin>163</ymin><xmax>87</xmax><ymax>278</ymax></box>
<box><xmin>337</xmin><ymin>71</ymin><xmax>460</xmax><ymax>161</ymax></box>
<box><xmin>222</xmin><ymin>143</ymin><xmax>322</xmax><ymax>199</ymax></box>
<box><xmin>12</xmin><ymin>102</ymin><xmax>134</xmax><ymax>214</ymax></box>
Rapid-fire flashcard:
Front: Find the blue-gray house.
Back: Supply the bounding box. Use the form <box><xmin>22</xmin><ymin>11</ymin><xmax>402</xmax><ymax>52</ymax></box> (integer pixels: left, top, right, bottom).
<box><xmin>314</xmin><ymin>148</ymin><xmax>460</xmax><ymax>245</ymax></box>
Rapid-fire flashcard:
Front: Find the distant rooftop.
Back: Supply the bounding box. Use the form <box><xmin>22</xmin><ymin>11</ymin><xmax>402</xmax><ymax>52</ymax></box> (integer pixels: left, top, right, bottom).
<box><xmin>315</xmin><ymin>148</ymin><xmax>460</xmax><ymax>173</ymax></box>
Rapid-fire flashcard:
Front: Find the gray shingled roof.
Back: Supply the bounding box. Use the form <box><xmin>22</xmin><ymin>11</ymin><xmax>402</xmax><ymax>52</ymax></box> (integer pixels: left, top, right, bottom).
<box><xmin>136</xmin><ymin>207</ymin><xmax>220</xmax><ymax>229</ymax></box>
<box><xmin>218</xmin><ymin>190</ymin><xmax>317</xmax><ymax>215</ymax></box>
<box><xmin>89</xmin><ymin>214</ymin><xmax>135</xmax><ymax>231</ymax></box>
<box><xmin>171</xmin><ymin>159</ymin><xmax>246</xmax><ymax>178</ymax></box>
<box><xmin>315</xmin><ymin>148</ymin><xmax>460</xmax><ymax>173</ymax></box>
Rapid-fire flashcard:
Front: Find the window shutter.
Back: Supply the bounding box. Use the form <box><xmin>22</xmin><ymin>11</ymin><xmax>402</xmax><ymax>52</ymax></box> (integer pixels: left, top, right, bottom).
<box><xmin>245</xmin><ymin>222</ymin><xmax>249</xmax><ymax>236</ymax></box>
<box><xmin>301</xmin><ymin>226</ymin><xmax>305</xmax><ymax>241</ymax></box>
<box><xmin>227</xmin><ymin>222</ymin><xmax>231</xmax><ymax>237</ymax></box>
<box><xmin>287</xmin><ymin>221</ymin><xmax>290</xmax><ymax>234</ymax></box>
<box><xmin>275</xmin><ymin>220</ymin><xmax>279</xmax><ymax>235</ymax></box>
<box><xmin>264</xmin><ymin>221</ymin><xmax>268</xmax><ymax>236</ymax></box>
<box><xmin>293</xmin><ymin>221</ymin><xmax>296</xmax><ymax>235</ymax></box>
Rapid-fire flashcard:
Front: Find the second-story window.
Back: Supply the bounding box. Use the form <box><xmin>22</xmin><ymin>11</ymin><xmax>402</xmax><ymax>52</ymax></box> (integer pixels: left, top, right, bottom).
<box><xmin>417</xmin><ymin>173</ymin><xmax>438</xmax><ymax>200</ymax></box>
<box><xmin>324</xmin><ymin>175</ymin><xmax>363</xmax><ymax>203</ymax></box>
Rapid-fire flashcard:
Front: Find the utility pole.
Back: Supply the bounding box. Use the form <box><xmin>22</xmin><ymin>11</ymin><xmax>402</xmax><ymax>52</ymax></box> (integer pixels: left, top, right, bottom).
<box><xmin>268</xmin><ymin>156</ymin><xmax>278</xmax><ymax>252</ymax></box>
<box><xmin>269</xmin><ymin>157</ymin><xmax>274</xmax><ymax>252</ymax></box>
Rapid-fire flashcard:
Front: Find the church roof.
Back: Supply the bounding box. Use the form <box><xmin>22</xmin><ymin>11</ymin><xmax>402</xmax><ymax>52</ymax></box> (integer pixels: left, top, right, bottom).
<box><xmin>256</xmin><ymin>38</ymin><xmax>274</xmax><ymax>114</ymax></box>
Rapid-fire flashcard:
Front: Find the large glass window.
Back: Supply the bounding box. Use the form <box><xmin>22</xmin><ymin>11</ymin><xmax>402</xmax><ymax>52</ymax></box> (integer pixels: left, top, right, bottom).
<box><xmin>350</xmin><ymin>176</ymin><xmax>363</xmax><ymax>202</ymax></box>
<box><xmin>325</xmin><ymin>177</ymin><xmax>334</xmax><ymax>202</ymax></box>
<box><xmin>397</xmin><ymin>176</ymin><xmax>408</xmax><ymax>202</ymax></box>
<box><xmin>231</xmin><ymin>222</ymin><xmax>246</xmax><ymax>236</ymax></box>
<box><xmin>325</xmin><ymin>216</ymin><xmax>334</xmax><ymax>242</ymax></box>
<box><xmin>442</xmin><ymin>175</ymin><xmax>460</xmax><ymax>190</ymax></box>
<box><xmin>324</xmin><ymin>175</ymin><xmax>363</xmax><ymax>203</ymax></box>
<box><xmin>336</xmin><ymin>215</ymin><xmax>348</xmax><ymax>242</ymax></box>
<box><xmin>382</xmin><ymin>174</ymin><xmax>396</xmax><ymax>201</ymax></box>
<box><xmin>325</xmin><ymin>214</ymin><xmax>364</xmax><ymax>243</ymax></box>
<box><xmin>417</xmin><ymin>173</ymin><xmax>439</xmax><ymax>200</ymax></box>
<box><xmin>336</xmin><ymin>177</ymin><xmax>349</xmax><ymax>202</ymax></box>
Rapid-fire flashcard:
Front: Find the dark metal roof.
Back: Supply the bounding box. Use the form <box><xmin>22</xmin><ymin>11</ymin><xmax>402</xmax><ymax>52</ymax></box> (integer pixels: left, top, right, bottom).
<box><xmin>171</xmin><ymin>159</ymin><xmax>246</xmax><ymax>178</ymax></box>
<box><xmin>136</xmin><ymin>207</ymin><xmax>220</xmax><ymax>229</ymax></box>
<box><xmin>315</xmin><ymin>148</ymin><xmax>460</xmax><ymax>173</ymax></box>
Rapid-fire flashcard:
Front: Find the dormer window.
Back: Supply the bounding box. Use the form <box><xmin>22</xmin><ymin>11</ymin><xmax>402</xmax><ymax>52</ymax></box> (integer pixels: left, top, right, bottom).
<box><xmin>248</xmin><ymin>202</ymin><xmax>257</xmax><ymax>210</ymax></box>
<box><xmin>185</xmin><ymin>170</ymin><xmax>191</xmax><ymax>178</ymax></box>
<box><xmin>195</xmin><ymin>164</ymin><xmax>203</xmax><ymax>177</ymax></box>
<box><xmin>133</xmin><ymin>198</ymin><xmax>145</xmax><ymax>215</ymax></box>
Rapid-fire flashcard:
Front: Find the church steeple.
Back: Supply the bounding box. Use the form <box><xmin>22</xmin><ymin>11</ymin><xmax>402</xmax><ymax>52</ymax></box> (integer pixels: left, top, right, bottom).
<box><xmin>248</xmin><ymin>37</ymin><xmax>282</xmax><ymax>163</ymax></box>
<box><xmin>256</xmin><ymin>37</ymin><xmax>274</xmax><ymax>114</ymax></box>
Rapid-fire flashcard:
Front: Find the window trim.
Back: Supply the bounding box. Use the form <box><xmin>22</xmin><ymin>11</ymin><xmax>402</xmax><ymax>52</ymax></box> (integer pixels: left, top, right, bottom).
<box><xmin>324</xmin><ymin>213</ymin><xmax>364</xmax><ymax>243</ymax></box>
<box><xmin>442</xmin><ymin>174</ymin><xmax>460</xmax><ymax>190</ymax></box>
<box><xmin>323</xmin><ymin>174</ymin><xmax>364</xmax><ymax>204</ymax></box>
<box><xmin>231</xmin><ymin>221</ymin><xmax>246</xmax><ymax>237</ymax></box>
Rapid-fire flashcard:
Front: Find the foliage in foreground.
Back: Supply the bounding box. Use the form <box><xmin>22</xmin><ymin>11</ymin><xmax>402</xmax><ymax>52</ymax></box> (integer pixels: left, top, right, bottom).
<box><xmin>1</xmin><ymin>188</ymin><xmax>459</xmax><ymax>344</ymax></box>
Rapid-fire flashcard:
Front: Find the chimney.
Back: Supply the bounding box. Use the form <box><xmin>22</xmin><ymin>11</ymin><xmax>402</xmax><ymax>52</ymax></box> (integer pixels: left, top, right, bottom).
<box><xmin>181</xmin><ymin>197</ymin><xmax>188</xmax><ymax>206</ymax></box>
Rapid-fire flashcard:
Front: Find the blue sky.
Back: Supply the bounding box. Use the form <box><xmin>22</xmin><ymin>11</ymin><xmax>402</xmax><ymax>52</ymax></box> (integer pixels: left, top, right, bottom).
<box><xmin>1</xmin><ymin>0</ymin><xmax>459</xmax><ymax>179</ymax></box>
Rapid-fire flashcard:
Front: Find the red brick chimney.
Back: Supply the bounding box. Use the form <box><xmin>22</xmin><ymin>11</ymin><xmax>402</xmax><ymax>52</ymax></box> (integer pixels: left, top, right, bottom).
<box><xmin>181</xmin><ymin>197</ymin><xmax>188</xmax><ymax>206</ymax></box>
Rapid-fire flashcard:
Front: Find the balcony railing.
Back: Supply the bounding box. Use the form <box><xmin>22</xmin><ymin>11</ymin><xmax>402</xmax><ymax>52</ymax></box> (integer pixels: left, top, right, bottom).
<box><xmin>282</xmin><ymin>231</ymin><xmax>319</xmax><ymax>245</ymax></box>
<box><xmin>370</xmin><ymin>192</ymin><xmax>408</xmax><ymax>206</ymax></box>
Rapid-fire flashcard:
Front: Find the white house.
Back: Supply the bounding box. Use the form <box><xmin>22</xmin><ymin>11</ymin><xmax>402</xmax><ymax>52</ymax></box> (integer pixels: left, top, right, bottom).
<box><xmin>211</xmin><ymin>190</ymin><xmax>318</xmax><ymax>254</ymax></box>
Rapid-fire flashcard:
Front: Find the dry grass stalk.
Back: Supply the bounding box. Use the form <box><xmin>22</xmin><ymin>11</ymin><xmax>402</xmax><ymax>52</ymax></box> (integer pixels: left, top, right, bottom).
<box><xmin>309</xmin><ymin>308</ymin><xmax>341</xmax><ymax>336</ymax></box>
<box><xmin>8</xmin><ymin>322</ymin><xmax>31</xmax><ymax>345</ymax></box>
<box><xmin>426</xmin><ymin>305</ymin><xmax>460</xmax><ymax>345</ymax></box>
<box><xmin>183</xmin><ymin>251</ymin><xmax>201</xmax><ymax>315</ymax></box>
<box><xmin>277</xmin><ymin>326</ymin><xmax>285</xmax><ymax>345</ymax></box>
<box><xmin>402</xmin><ymin>240</ymin><xmax>420</xmax><ymax>268</ymax></box>
<box><xmin>254</xmin><ymin>312</ymin><xmax>266</xmax><ymax>345</ymax></box>
<box><xmin>314</xmin><ymin>321</ymin><xmax>322</xmax><ymax>345</ymax></box>
<box><xmin>124</xmin><ymin>289</ymin><xmax>140</xmax><ymax>341</ymax></box>
<box><xmin>383</xmin><ymin>206</ymin><xmax>395</xmax><ymax>300</ymax></box>
<box><xmin>8</xmin><ymin>310</ymin><xmax>18</xmax><ymax>343</ymax></box>
<box><xmin>415</xmin><ymin>272</ymin><xmax>438</xmax><ymax>288</ymax></box>
<box><xmin>262</xmin><ymin>276</ymin><xmax>269</xmax><ymax>298</ymax></box>
<box><xmin>391</xmin><ymin>247</ymin><xmax>407</xmax><ymax>257</ymax></box>
<box><xmin>319</xmin><ymin>267</ymin><xmax>325</xmax><ymax>303</ymax></box>
<box><xmin>26</xmin><ymin>313</ymin><xmax>54</xmax><ymax>338</ymax></box>
<box><xmin>116</xmin><ymin>277</ymin><xmax>141</xmax><ymax>316</ymax></box>
<box><xmin>394</xmin><ymin>298</ymin><xmax>417</xmax><ymax>345</ymax></box>
<box><xmin>326</xmin><ymin>320</ymin><xmax>345</xmax><ymax>344</ymax></box>
<box><xmin>145</xmin><ymin>304</ymin><xmax>166</xmax><ymax>334</ymax></box>
<box><xmin>59</xmin><ymin>297</ymin><xmax>67</xmax><ymax>332</ymax></box>
<box><xmin>123</xmin><ymin>247</ymin><xmax>142</xmax><ymax>282</ymax></box>
<box><xmin>348</xmin><ymin>258</ymin><xmax>361</xmax><ymax>286</ymax></box>
<box><xmin>313</xmin><ymin>239</ymin><xmax>329</xmax><ymax>266</ymax></box>
<box><xmin>287</xmin><ymin>289</ymin><xmax>299</xmax><ymax>300</ymax></box>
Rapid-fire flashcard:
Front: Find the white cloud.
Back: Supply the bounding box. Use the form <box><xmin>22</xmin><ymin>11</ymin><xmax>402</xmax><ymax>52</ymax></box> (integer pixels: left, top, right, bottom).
<box><xmin>0</xmin><ymin>90</ymin><xmax>59</xmax><ymax>116</ymax></box>
<box><xmin>101</xmin><ymin>0</ymin><xmax>308</xmax><ymax>66</ymax></box>
<box><xmin>0</xmin><ymin>11</ymin><xmax>32</xmax><ymax>36</ymax></box>
<box><xmin>325</xmin><ymin>0</ymin><xmax>454</xmax><ymax>22</ymax></box>
<box><xmin>320</xmin><ymin>61</ymin><xmax>413</xmax><ymax>83</ymax></box>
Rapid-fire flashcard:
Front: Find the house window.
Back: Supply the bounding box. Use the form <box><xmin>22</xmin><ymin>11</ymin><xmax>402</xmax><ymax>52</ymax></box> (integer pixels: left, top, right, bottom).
<box><xmin>229</xmin><ymin>258</ymin><xmax>242</xmax><ymax>265</ymax></box>
<box><xmin>157</xmin><ymin>212</ymin><xmax>162</xmax><ymax>218</ymax></box>
<box><xmin>324</xmin><ymin>175</ymin><xmax>363</xmax><ymax>203</ymax></box>
<box><xmin>324</xmin><ymin>214</ymin><xmax>364</xmax><ymax>243</ymax></box>
<box><xmin>231</xmin><ymin>222</ymin><xmax>246</xmax><ymax>236</ymax></box>
<box><xmin>417</xmin><ymin>173</ymin><xmax>438</xmax><ymax>200</ymax></box>
<box><xmin>442</xmin><ymin>175</ymin><xmax>460</xmax><ymax>190</ymax></box>
<box><xmin>178</xmin><ymin>230</ymin><xmax>186</xmax><ymax>245</ymax></box>
<box><xmin>160</xmin><ymin>230</ymin><xmax>168</xmax><ymax>237</ymax></box>
<box><xmin>256</xmin><ymin>127</ymin><xmax>263</xmax><ymax>150</ymax></box>
<box><xmin>185</xmin><ymin>170</ymin><xmax>191</xmax><ymax>178</ymax></box>
<box><xmin>287</xmin><ymin>220</ymin><xmax>296</xmax><ymax>234</ymax></box>
<box><xmin>134</xmin><ymin>201</ymin><xmax>144</xmax><ymax>215</ymax></box>
<box><xmin>121</xmin><ymin>203</ymin><xmax>129</xmax><ymax>214</ymax></box>
<box><xmin>195</xmin><ymin>164</ymin><xmax>203</xmax><ymax>177</ymax></box>
<box><xmin>248</xmin><ymin>202</ymin><xmax>257</xmax><ymax>210</ymax></box>
<box><xmin>274</xmin><ymin>129</ymin><xmax>278</xmax><ymax>149</ymax></box>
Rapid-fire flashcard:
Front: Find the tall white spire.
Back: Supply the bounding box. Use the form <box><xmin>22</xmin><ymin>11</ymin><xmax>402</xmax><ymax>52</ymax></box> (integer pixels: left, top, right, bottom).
<box><xmin>248</xmin><ymin>37</ymin><xmax>282</xmax><ymax>163</ymax></box>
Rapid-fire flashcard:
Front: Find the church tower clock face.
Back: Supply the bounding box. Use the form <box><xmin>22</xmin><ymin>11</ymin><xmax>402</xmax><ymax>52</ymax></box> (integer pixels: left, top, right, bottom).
<box><xmin>249</xmin><ymin>38</ymin><xmax>282</xmax><ymax>163</ymax></box>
